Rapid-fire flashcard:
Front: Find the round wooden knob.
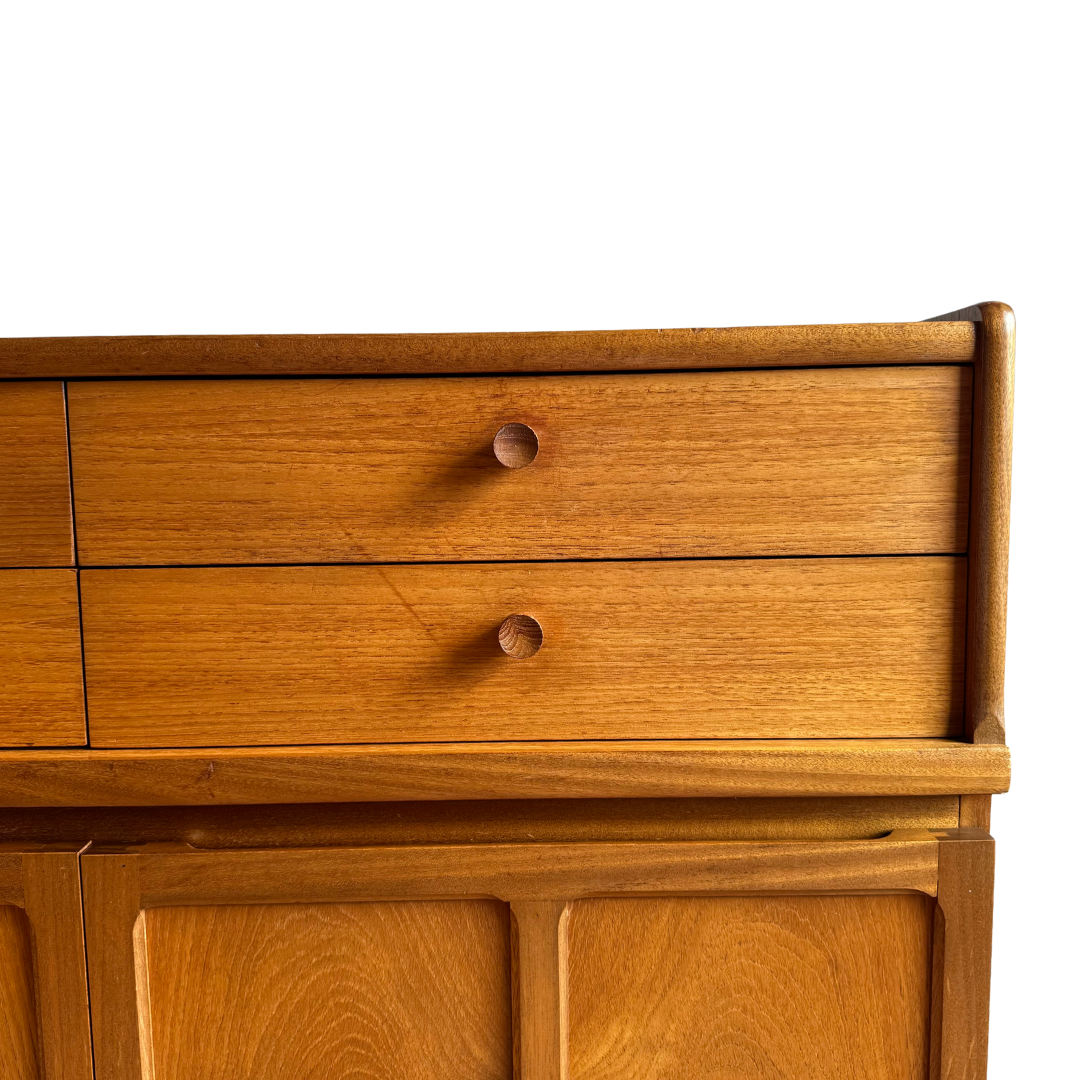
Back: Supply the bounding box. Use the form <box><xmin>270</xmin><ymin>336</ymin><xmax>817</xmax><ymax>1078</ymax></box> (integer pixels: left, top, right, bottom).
<box><xmin>498</xmin><ymin>614</ymin><xmax>543</xmax><ymax>658</ymax></box>
<box><xmin>493</xmin><ymin>423</ymin><xmax>538</xmax><ymax>469</ymax></box>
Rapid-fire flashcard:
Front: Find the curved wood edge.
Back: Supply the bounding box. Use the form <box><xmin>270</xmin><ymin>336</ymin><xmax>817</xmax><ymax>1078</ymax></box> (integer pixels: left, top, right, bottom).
<box><xmin>0</xmin><ymin>740</ymin><xmax>1011</xmax><ymax>807</ymax></box>
<box><xmin>0</xmin><ymin>843</ymin><xmax>94</xmax><ymax>1080</ymax></box>
<box><xmin>967</xmin><ymin>303</ymin><xmax>1014</xmax><ymax>744</ymax></box>
<box><xmin>0</xmin><ymin>321</ymin><xmax>976</xmax><ymax>378</ymax></box>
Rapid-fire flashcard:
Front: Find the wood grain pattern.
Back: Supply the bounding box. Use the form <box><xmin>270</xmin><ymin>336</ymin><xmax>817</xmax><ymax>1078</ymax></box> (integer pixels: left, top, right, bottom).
<box><xmin>78</xmin><ymin>833</ymin><xmax>993</xmax><ymax>1080</ymax></box>
<box><xmin>80</xmin><ymin>833</ymin><xmax>966</xmax><ymax>1080</ymax></box>
<box><xmin>0</xmin><ymin>904</ymin><xmax>38</xmax><ymax>1080</ymax></box>
<box><xmin>511</xmin><ymin>901</ymin><xmax>568</xmax><ymax>1080</ymax></box>
<box><xmin>127</xmin><ymin>837</ymin><xmax>941</xmax><ymax>906</ymax></box>
<box><xmin>142</xmin><ymin>900</ymin><xmax>513</xmax><ymax>1080</ymax></box>
<box><xmin>68</xmin><ymin>367</ymin><xmax>971</xmax><ymax>564</ymax></box>
<box><xmin>0</xmin><ymin>740</ymin><xmax>1010</xmax><ymax>807</ymax></box>
<box><xmin>966</xmin><ymin>303</ymin><xmax>1014</xmax><ymax>744</ymax></box>
<box><xmin>1</xmin><ymin>321</ymin><xmax>976</xmax><ymax>378</ymax></box>
<box><xmin>934</xmin><ymin>830</ymin><xmax>995</xmax><ymax>1080</ymax></box>
<box><xmin>0</xmin><ymin>796</ymin><xmax>961</xmax><ymax>849</ymax></box>
<box><xmin>0</xmin><ymin>844</ymin><xmax>93</xmax><ymax>1080</ymax></box>
<box><xmin>0</xmin><ymin>570</ymin><xmax>85</xmax><ymax>747</ymax></box>
<box><xmin>0</xmin><ymin>383</ymin><xmax>73</xmax><ymax>567</ymax></box>
<box><xmin>81</xmin><ymin>558</ymin><xmax>966</xmax><ymax>747</ymax></box>
<box><xmin>567</xmin><ymin>894</ymin><xmax>933</xmax><ymax>1080</ymax></box>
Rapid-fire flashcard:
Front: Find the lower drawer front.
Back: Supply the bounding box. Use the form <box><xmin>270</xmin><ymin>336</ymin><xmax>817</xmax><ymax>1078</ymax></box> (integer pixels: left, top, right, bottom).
<box><xmin>80</xmin><ymin>558</ymin><xmax>965</xmax><ymax>747</ymax></box>
<box><xmin>0</xmin><ymin>569</ymin><xmax>86</xmax><ymax>747</ymax></box>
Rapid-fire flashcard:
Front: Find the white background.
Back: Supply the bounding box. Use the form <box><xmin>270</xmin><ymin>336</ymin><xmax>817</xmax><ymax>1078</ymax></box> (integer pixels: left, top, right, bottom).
<box><xmin>1</xmin><ymin>3</ymin><xmax>1076</xmax><ymax>1073</ymax></box>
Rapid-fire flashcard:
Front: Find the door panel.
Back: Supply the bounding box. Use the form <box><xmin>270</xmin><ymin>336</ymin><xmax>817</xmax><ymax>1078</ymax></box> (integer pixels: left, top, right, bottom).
<box><xmin>141</xmin><ymin>900</ymin><xmax>512</xmax><ymax>1080</ymax></box>
<box><xmin>0</xmin><ymin>904</ymin><xmax>39</xmax><ymax>1080</ymax></box>
<box><xmin>81</xmin><ymin>832</ymin><xmax>992</xmax><ymax>1080</ymax></box>
<box><xmin>567</xmin><ymin>894</ymin><xmax>933</xmax><ymax>1080</ymax></box>
<box><xmin>0</xmin><ymin>845</ymin><xmax>93</xmax><ymax>1080</ymax></box>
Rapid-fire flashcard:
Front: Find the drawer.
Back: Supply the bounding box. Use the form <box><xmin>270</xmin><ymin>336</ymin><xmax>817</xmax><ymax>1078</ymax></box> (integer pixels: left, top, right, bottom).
<box><xmin>81</xmin><ymin>558</ymin><xmax>965</xmax><ymax>747</ymax></box>
<box><xmin>68</xmin><ymin>366</ymin><xmax>970</xmax><ymax>565</ymax></box>
<box><xmin>0</xmin><ymin>570</ymin><xmax>86</xmax><ymax>746</ymax></box>
<box><xmin>0</xmin><ymin>382</ymin><xmax>74</xmax><ymax>566</ymax></box>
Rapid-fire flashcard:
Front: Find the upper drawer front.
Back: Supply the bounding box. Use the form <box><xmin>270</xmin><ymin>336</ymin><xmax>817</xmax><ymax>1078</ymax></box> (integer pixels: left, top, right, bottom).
<box><xmin>68</xmin><ymin>367</ymin><xmax>970</xmax><ymax>564</ymax></box>
<box><xmin>80</xmin><ymin>557</ymin><xmax>964</xmax><ymax>748</ymax></box>
<box><xmin>0</xmin><ymin>383</ymin><xmax>73</xmax><ymax>566</ymax></box>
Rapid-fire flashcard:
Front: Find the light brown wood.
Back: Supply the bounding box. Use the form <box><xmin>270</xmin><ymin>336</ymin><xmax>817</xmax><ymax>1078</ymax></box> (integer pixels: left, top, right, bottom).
<box><xmin>967</xmin><ymin>303</ymin><xmax>1014</xmax><ymax>744</ymax></box>
<box><xmin>934</xmin><ymin>829</ymin><xmax>995</xmax><ymax>1080</ymax></box>
<box><xmin>142</xmin><ymin>900</ymin><xmax>513</xmax><ymax>1080</ymax></box>
<box><xmin>119</xmin><ymin>837</ymin><xmax>943</xmax><ymax>906</ymax></box>
<box><xmin>0</xmin><ymin>904</ymin><xmax>38</xmax><ymax>1080</ymax></box>
<box><xmin>1</xmin><ymin>321</ymin><xmax>976</xmax><ymax>378</ymax></box>
<box><xmin>67</xmin><ymin>367</ymin><xmax>971</xmax><ymax>564</ymax></box>
<box><xmin>0</xmin><ymin>844</ymin><xmax>94</xmax><ymax>1080</ymax></box>
<box><xmin>499</xmin><ymin>613</ymin><xmax>544</xmax><ymax>658</ymax></box>
<box><xmin>0</xmin><ymin>382</ymin><xmax>73</xmax><ymax>567</ymax></box>
<box><xmin>81</xmin><ymin>558</ymin><xmax>966</xmax><ymax>747</ymax></box>
<box><xmin>567</xmin><ymin>893</ymin><xmax>934</xmax><ymax>1080</ymax></box>
<box><xmin>0</xmin><ymin>740</ymin><xmax>1010</xmax><ymax>807</ymax></box>
<box><xmin>512</xmin><ymin>901</ymin><xmax>568</xmax><ymax>1080</ymax></box>
<box><xmin>493</xmin><ymin>422</ymin><xmax>539</xmax><ymax>468</ymax></box>
<box><xmin>80</xmin><ymin>831</ymin><xmax>986</xmax><ymax>1080</ymax></box>
<box><xmin>958</xmin><ymin>794</ymin><xmax>992</xmax><ymax>830</ymax></box>
<box><xmin>0</xmin><ymin>570</ymin><xmax>85</xmax><ymax>747</ymax></box>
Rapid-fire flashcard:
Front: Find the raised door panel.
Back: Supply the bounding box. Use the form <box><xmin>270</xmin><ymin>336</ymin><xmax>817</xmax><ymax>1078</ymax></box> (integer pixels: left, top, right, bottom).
<box><xmin>141</xmin><ymin>900</ymin><xmax>512</xmax><ymax>1080</ymax></box>
<box><xmin>567</xmin><ymin>894</ymin><xmax>934</xmax><ymax>1080</ymax></box>
<box><xmin>0</xmin><ymin>570</ymin><xmax>85</xmax><ymax>747</ymax></box>
<box><xmin>0</xmin><ymin>383</ymin><xmax>74</xmax><ymax>567</ymax></box>
<box><xmin>67</xmin><ymin>367</ymin><xmax>970</xmax><ymax>565</ymax></box>
<box><xmin>0</xmin><ymin>904</ymin><xmax>39</xmax><ymax>1080</ymax></box>
<box><xmin>81</xmin><ymin>558</ymin><xmax>965</xmax><ymax>747</ymax></box>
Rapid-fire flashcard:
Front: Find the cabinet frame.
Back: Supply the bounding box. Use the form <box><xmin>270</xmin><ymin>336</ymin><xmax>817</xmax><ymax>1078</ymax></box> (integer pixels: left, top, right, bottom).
<box><xmin>81</xmin><ymin>828</ymin><xmax>992</xmax><ymax>1080</ymax></box>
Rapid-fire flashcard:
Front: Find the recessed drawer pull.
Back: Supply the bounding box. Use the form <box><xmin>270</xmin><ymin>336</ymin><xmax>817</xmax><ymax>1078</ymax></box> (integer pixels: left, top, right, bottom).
<box><xmin>498</xmin><ymin>614</ymin><xmax>543</xmax><ymax>658</ymax></box>
<box><xmin>493</xmin><ymin>423</ymin><xmax>539</xmax><ymax>469</ymax></box>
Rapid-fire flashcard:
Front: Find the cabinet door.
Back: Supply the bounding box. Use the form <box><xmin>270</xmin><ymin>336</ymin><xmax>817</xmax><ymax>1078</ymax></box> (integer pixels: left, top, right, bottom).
<box><xmin>0</xmin><ymin>844</ymin><xmax>93</xmax><ymax>1080</ymax></box>
<box><xmin>81</xmin><ymin>831</ymin><xmax>992</xmax><ymax>1080</ymax></box>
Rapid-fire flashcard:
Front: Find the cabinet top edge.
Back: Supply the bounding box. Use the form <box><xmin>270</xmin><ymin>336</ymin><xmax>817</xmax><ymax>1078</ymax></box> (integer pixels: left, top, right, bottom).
<box><xmin>0</xmin><ymin>321</ymin><xmax>978</xmax><ymax>378</ymax></box>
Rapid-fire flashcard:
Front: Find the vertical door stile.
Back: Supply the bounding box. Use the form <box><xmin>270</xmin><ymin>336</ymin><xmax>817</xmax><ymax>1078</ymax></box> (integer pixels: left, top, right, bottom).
<box><xmin>511</xmin><ymin>900</ymin><xmax>570</xmax><ymax>1080</ymax></box>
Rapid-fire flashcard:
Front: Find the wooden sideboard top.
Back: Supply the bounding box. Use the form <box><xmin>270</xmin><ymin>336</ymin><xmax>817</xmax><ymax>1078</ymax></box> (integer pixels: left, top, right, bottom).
<box><xmin>0</xmin><ymin>319</ymin><xmax>975</xmax><ymax>378</ymax></box>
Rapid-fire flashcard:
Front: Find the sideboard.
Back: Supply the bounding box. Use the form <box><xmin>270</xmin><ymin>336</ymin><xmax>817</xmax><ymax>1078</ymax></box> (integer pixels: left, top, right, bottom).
<box><xmin>0</xmin><ymin>303</ymin><xmax>1013</xmax><ymax>1079</ymax></box>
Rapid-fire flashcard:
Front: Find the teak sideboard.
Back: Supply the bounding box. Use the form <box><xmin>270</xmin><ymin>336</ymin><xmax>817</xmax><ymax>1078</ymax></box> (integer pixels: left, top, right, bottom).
<box><xmin>0</xmin><ymin>304</ymin><xmax>1013</xmax><ymax>1080</ymax></box>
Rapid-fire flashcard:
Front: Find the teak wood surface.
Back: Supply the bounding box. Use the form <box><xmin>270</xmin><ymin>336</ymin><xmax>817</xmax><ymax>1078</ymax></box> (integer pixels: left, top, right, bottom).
<box><xmin>67</xmin><ymin>366</ymin><xmax>971</xmax><ymax>564</ymax></box>
<box><xmin>568</xmin><ymin>893</ymin><xmax>934</xmax><ymax>1080</ymax></box>
<box><xmin>0</xmin><ymin>796</ymin><xmax>962</xmax><ymax>848</ymax></box>
<box><xmin>80</xmin><ymin>829</ymin><xmax>993</xmax><ymax>1080</ymax></box>
<box><xmin>0</xmin><ymin>740</ymin><xmax>1010</xmax><ymax>807</ymax></box>
<box><xmin>0</xmin><ymin>320</ymin><xmax>975</xmax><ymax>377</ymax></box>
<box><xmin>0</xmin><ymin>843</ymin><xmax>93</xmax><ymax>1080</ymax></box>
<box><xmin>81</xmin><ymin>557</ymin><xmax>966</xmax><ymax>746</ymax></box>
<box><xmin>0</xmin><ymin>570</ymin><xmax>86</xmax><ymax>747</ymax></box>
<box><xmin>0</xmin><ymin>382</ymin><xmax>73</xmax><ymax>567</ymax></box>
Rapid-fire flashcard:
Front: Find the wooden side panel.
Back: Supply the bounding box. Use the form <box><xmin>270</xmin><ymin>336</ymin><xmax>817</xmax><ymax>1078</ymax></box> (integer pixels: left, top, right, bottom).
<box><xmin>0</xmin><ymin>904</ymin><xmax>39</xmax><ymax>1080</ymax></box>
<box><xmin>0</xmin><ymin>383</ymin><xmax>73</xmax><ymax>568</ymax></box>
<box><xmin>0</xmin><ymin>571</ymin><xmax>85</xmax><ymax>747</ymax></box>
<box><xmin>142</xmin><ymin>901</ymin><xmax>512</xmax><ymax>1080</ymax></box>
<box><xmin>567</xmin><ymin>894</ymin><xmax>934</xmax><ymax>1080</ymax></box>
<box><xmin>68</xmin><ymin>367</ymin><xmax>971</xmax><ymax>564</ymax></box>
<box><xmin>82</xmin><ymin>558</ymin><xmax>966</xmax><ymax>747</ymax></box>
